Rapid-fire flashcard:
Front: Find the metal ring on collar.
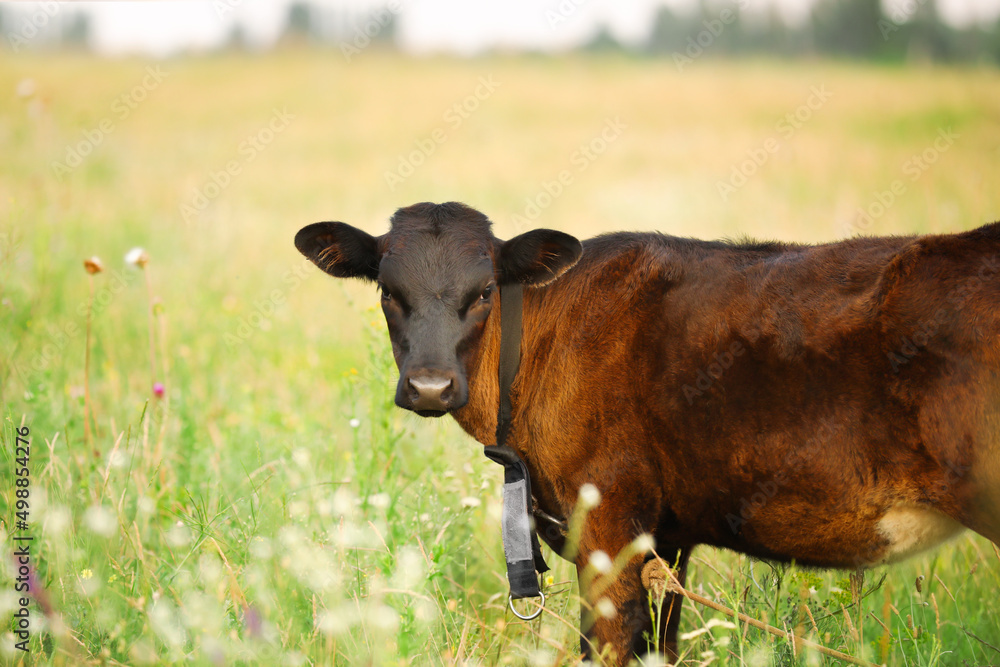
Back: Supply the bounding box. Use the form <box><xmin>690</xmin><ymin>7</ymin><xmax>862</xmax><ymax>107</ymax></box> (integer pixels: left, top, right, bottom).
<box><xmin>508</xmin><ymin>592</ymin><xmax>545</xmax><ymax>621</ymax></box>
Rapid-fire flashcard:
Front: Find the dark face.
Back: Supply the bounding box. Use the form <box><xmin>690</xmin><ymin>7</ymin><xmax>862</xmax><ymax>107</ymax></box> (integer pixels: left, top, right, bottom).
<box><xmin>377</xmin><ymin>233</ymin><xmax>496</xmax><ymax>416</ymax></box>
<box><xmin>295</xmin><ymin>202</ymin><xmax>582</xmax><ymax>417</ymax></box>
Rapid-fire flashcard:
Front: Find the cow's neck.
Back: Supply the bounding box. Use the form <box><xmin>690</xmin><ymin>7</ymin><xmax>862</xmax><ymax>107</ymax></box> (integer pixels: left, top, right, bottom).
<box><xmin>450</xmin><ymin>289</ymin><xmax>508</xmax><ymax>446</ymax></box>
<box><xmin>451</xmin><ymin>283</ymin><xmax>570</xmax><ymax>523</ymax></box>
<box><xmin>452</xmin><ymin>282</ymin><xmax>558</xmax><ymax>447</ymax></box>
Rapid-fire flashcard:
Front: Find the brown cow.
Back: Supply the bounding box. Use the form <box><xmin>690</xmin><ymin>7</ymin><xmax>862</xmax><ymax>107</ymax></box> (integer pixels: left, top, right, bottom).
<box><xmin>295</xmin><ymin>201</ymin><xmax>1000</xmax><ymax>664</ymax></box>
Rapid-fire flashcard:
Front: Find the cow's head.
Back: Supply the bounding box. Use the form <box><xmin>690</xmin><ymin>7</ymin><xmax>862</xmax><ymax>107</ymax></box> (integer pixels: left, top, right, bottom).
<box><xmin>295</xmin><ymin>202</ymin><xmax>582</xmax><ymax>417</ymax></box>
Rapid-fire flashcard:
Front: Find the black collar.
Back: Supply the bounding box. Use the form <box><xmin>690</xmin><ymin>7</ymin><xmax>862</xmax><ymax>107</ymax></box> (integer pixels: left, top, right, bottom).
<box><xmin>483</xmin><ymin>283</ymin><xmax>550</xmax><ymax>611</ymax></box>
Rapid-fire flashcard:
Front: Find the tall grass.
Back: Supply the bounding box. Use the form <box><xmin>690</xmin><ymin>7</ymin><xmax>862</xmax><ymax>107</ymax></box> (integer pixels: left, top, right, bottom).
<box><xmin>1</xmin><ymin>51</ymin><xmax>999</xmax><ymax>665</ymax></box>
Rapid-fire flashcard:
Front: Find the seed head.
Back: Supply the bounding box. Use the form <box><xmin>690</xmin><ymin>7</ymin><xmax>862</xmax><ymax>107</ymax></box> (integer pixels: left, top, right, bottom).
<box><xmin>125</xmin><ymin>247</ymin><xmax>149</xmax><ymax>268</ymax></box>
<box><xmin>84</xmin><ymin>256</ymin><xmax>104</xmax><ymax>274</ymax></box>
<box><xmin>578</xmin><ymin>483</ymin><xmax>601</xmax><ymax>510</ymax></box>
<box><xmin>632</xmin><ymin>533</ymin><xmax>656</xmax><ymax>553</ymax></box>
<box><xmin>589</xmin><ymin>550</ymin><xmax>612</xmax><ymax>574</ymax></box>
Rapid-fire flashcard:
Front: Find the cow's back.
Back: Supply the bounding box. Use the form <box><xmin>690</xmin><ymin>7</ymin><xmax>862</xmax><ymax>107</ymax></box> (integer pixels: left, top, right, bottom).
<box><xmin>516</xmin><ymin>223</ymin><xmax>1000</xmax><ymax>566</ymax></box>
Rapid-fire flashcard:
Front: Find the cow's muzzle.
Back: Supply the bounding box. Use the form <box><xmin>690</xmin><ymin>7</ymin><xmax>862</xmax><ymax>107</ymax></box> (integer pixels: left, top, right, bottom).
<box><xmin>397</xmin><ymin>371</ymin><xmax>464</xmax><ymax>417</ymax></box>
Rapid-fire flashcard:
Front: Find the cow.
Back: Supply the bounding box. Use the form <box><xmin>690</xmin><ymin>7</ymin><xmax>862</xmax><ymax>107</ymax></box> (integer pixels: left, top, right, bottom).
<box><xmin>295</xmin><ymin>201</ymin><xmax>1000</xmax><ymax>664</ymax></box>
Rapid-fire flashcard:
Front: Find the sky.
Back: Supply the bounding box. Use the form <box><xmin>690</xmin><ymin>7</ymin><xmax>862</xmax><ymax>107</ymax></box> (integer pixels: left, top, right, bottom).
<box><xmin>4</xmin><ymin>0</ymin><xmax>1000</xmax><ymax>57</ymax></box>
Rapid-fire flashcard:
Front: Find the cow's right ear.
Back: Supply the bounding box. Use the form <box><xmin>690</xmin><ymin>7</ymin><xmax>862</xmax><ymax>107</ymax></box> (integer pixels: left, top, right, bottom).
<box><xmin>295</xmin><ymin>222</ymin><xmax>381</xmax><ymax>281</ymax></box>
<box><xmin>498</xmin><ymin>229</ymin><xmax>583</xmax><ymax>287</ymax></box>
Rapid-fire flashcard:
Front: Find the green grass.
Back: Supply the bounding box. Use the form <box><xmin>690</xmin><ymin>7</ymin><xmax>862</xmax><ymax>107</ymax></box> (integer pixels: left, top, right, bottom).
<box><xmin>1</xmin><ymin>50</ymin><xmax>1000</xmax><ymax>666</ymax></box>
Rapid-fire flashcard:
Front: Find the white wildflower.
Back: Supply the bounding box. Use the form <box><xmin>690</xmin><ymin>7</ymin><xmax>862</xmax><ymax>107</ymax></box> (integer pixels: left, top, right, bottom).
<box><xmin>391</xmin><ymin>547</ymin><xmax>425</xmax><ymax>590</ymax></box>
<box><xmin>578</xmin><ymin>483</ymin><xmax>601</xmax><ymax>510</ymax></box>
<box><xmin>291</xmin><ymin>448</ymin><xmax>310</xmax><ymax>468</ymax></box>
<box><xmin>45</xmin><ymin>506</ymin><xmax>71</xmax><ymax>536</ymax></box>
<box><xmin>316</xmin><ymin>605</ymin><xmax>356</xmax><ymax>635</ymax></box>
<box><xmin>148</xmin><ymin>598</ymin><xmax>186</xmax><ymax>648</ymax></box>
<box><xmin>595</xmin><ymin>598</ymin><xmax>616</xmax><ymax>619</ymax></box>
<box><xmin>529</xmin><ymin>649</ymin><xmax>556</xmax><ymax>666</ymax></box>
<box><xmin>83</xmin><ymin>505</ymin><xmax>116</xmax><ymax>537</ymax></box>
<box><xmin>165</xmin><ymin>522</ymin><xmax>191</xmax><ymax>548</ymax></box>
<box><xmin>107</xmin><ymin>448</ymin><xmax>127</xmax><ymax>469</ymax></box>
<box><xmin>197</xmin><ymin>554</ymin><xmax>222</xmax><ymax>585</ymax></box>
<box><xmin>16</xmin><ymin>79</ymin><xmax>36</xmax><ymax>98</ymax></box>
<box><xmin>125</xmin><ymin>247</ymin><xmax>149</xmax><ymax>268</ymax></box>
<box><xmin>680</xmin><ymin>618</ymin><xmax>736</xmax><ymax>641</ymax></box>
<box><xmin>368</xmin><ymin>604</ymin><xmax>399</xmax><ymax>631</ymax></box>
<box><xmin>414</xmin><ymin>598</ymin><xmax>437</xmax><ymax>624</ymax></box>
<box><xmin>84</xmin><ymin>256</ymin><xmax>104</xmax><ymax>274</ymax></box>
<box><xmin>249</xmin><ymin>536</ymin><xmax>272</xmax><ymax>560</ymax></box>
<box><xmin>288</xmin><ymin>499</ymin><xmax>309</xmax><ymax>519</ymax></box>
<box><xmin>0</xmin><ymin>591</ymin><xmax>19</xmax><ymax>617</ymax></box>
<box><xmin>706</xmin><ymin>618</ymin><xmax>736</xmax><ymax>630</ymax></box>
<box><xmin>136</xmin><ymin>496</ymin><xmax>156</xmax><ymax>515</ymax></box>
<box><xmin>589</xmin><ymin>550</ymin><xmax>612</xmax><ymax>574</ymax></box>
<box><xmin>332</xmin><ymin>488</ymin><xmax>354</xmax><ymax>517</ymax></box>
<box><xmin>632</xmin><ymin>533</ymin><xmax>656</xmax><ymax>553</ymax></box>
<box><xmin>316</xmin><ymin>497</ymin><xmax>333</xmax><ymax>517</ymax></box>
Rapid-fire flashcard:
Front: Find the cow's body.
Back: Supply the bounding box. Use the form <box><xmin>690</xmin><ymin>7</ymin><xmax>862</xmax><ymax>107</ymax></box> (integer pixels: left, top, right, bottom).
<box><xmin>297</xmin><ymin>204</ymin><xmax>1000</xmax><ymax>664</ymax></box>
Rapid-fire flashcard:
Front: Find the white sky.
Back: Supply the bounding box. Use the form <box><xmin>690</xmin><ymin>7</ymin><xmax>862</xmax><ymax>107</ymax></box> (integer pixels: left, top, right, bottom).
<box><xmin>4</xmin><ymin>0</ymin><xmax>1000</xmax><ymax>57</ymax></box>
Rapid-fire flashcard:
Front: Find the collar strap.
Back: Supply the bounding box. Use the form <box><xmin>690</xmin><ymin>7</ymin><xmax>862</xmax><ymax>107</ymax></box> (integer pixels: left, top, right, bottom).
<box><xmin>483</xmin><ymin>283</ymin><xmax>550</xmax><ymax>606</ymax></box>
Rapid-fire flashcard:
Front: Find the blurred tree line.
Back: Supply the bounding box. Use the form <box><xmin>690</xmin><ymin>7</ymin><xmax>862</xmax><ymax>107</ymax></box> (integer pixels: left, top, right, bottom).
<box><xmin>262</xmin><ymin>1</ymin><xmax>398</xmax><ymax>51</ymax></box>
<box><xmin>2</xmin><ymin>0</ymin><xmax>999</xmax><ymax>64</ymax></box>
<box><xmin>639</xmin><ymin>0</ymin><xmax>1000</xmax><ymax>63</ymax></box>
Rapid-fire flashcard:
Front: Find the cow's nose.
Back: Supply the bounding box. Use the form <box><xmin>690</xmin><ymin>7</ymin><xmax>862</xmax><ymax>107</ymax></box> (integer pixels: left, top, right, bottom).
<box><xmin>407</xmin><ymin>375</ymin><xmax>455</xmax><ymax>413</ymax></box>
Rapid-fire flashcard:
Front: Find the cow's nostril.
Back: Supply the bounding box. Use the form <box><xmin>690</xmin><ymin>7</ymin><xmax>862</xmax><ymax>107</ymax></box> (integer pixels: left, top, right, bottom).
<box><xmin>407</xmin><ymin>376</ymin><xmax>454</xmax><ymax>411</ymax></box>
<box><xmin>397</xmin><ymin>372</ymin><xmax>466</xmax><ymax>415</ymax></box>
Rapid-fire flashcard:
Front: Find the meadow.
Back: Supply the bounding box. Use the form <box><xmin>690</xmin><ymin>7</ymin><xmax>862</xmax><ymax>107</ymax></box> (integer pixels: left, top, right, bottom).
<box><xmin>1</xmin><ymin>49</ymin><xmax>1000</xmax><ymax>666</ymax></box>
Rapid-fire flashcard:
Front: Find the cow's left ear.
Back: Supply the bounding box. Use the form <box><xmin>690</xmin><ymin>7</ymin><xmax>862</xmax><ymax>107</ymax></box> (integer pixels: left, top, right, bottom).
<box><xmin>498</xmin><ymin>229</ymin><xmax>583</xmax><ymax>286</ymax></box>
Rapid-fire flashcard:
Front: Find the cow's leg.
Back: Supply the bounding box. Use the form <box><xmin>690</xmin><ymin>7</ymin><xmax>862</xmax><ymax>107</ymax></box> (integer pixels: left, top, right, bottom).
<box><xmin>652</xmin><ymin>547</ymin><xmax>691</xmax><ymax>662</ymax></box>
<box><xmin>576</xmin><ymin>545</ymin><xmax>690</xmax><ymax>664</ymax></box>
<box><xmin>577</xmin><ymin>553</ymin><xmax>649</xmax><ymax>666</ymax></box>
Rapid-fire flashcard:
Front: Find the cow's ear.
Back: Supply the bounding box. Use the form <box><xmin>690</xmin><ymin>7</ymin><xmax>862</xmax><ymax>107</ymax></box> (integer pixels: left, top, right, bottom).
<box><xmin>295</xmin><ymin>222</ymin><xmax>381</xmax><ymax>281</ymax></box>
<box><xmin>498</xmin><ymin>229</ymin><xmax>583</xmax><ymax>286</ymax></box>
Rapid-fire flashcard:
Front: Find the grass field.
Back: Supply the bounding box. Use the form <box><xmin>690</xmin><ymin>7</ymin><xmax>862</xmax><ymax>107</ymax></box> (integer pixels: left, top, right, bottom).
<box><xmin>2</xmin><ymin>49</ymin><xmax>1000</xmax><ymax>666</ymax></box>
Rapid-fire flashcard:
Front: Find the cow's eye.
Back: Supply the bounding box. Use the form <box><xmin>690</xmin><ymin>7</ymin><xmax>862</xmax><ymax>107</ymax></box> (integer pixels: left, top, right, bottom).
<box><xmin>379</xmin><ymin>284</ymin><xmax>391</xmax><ymax>302</ymax></box>
<box><xmin>479</xmin><ymin>284</ymin><xmax>495</xmax><ymax>303</ymax></box>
